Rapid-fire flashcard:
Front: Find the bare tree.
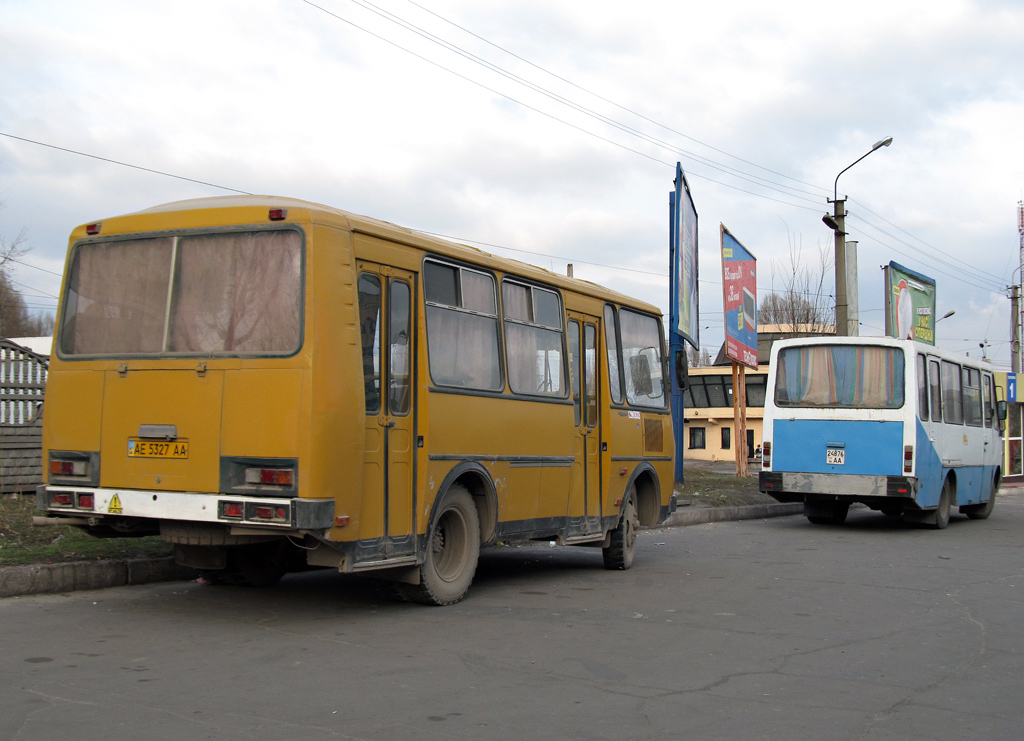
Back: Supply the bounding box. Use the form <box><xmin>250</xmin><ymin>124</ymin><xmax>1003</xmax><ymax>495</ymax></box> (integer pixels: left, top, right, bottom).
<box><xmin>759</xmin><ymin>242</ymin><xmax>835</xmax><ymax>335</ymax></box>
<box><xmin>687</xmin><ymin>344</ymin><xmax>713</xmax><ymax>367</ymax></box>
<box><xmin>0</xmin><ymin>200</ymin><xmax>51</xmax><ymax>338</ymax></box>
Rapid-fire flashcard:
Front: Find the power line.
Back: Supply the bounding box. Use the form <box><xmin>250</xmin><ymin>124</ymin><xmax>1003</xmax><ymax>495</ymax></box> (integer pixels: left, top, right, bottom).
<box><xmin>401</xmin><ymin>0</ymin><xmax>830</xmax><ymax>197</ymax></box>
<box><xmin>0</xmin><ymin>132</ymin><xmax>251</xmax><ymax>195</ymax></box>
<box><xmin>344</xmin><ymin>0</ymin><xmax>824</xmax><ymax>204</ymax></box>
<box><xmin>297</xmin><ymin>1</ymin><xmax>823</xmax><ymax>212</ymax></box>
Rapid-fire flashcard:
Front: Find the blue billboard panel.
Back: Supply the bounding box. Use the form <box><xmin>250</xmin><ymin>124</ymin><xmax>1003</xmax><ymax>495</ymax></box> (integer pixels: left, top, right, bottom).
<box><xmin>670</xmin><ymin>163</ymin><xmax>698</xmax><ymax>349</ymax></box>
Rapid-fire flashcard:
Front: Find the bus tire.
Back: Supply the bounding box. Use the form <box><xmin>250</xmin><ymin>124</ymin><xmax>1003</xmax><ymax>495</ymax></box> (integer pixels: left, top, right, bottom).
<box><xmin>403</xmin><ymin>484</ymin><xmax>480</xmax><ymax>606</ymax></box>
<box><xmin>933</xmin><ymin>478</ymin><xmax>952</xmax><ymax>530</ymax></box>
<box><xmin>603</xmin><ymin>485</ymin><xmax>639</xmax><ymax>570</ymax></box>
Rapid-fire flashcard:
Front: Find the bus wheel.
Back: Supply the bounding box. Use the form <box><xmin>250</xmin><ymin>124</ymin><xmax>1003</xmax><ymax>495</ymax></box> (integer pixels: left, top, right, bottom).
<box><xmin>404</xmin><ymin>485</ymin><xmax>480</xmax><ymax>606</ymax></box>
<box><xmin>806</xmin><ymin>501</ymin><xmax>850</xmax><ymax>525</ymax></box>
<box><xmin>603</xmin><ymin>486</ymin><xmax>639</xmax><ymax>570</ymax></box>
<box><xmin>933</xmin><ymin>479</ymin><xmax>952</xmax><ymax>530</ymax></box>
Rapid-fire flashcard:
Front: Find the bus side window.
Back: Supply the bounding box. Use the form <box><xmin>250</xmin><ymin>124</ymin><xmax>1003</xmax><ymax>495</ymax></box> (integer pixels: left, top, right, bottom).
<box><xmin>604</xmin><ymin>304</ymin><xmax>623</xmax><ymax>404</ymax></box>
<box><xmin>928</xmin><ymin>359</ymin><xmax>942</xmax><ymax>422</ymax></box>
<box><xmin>917</xmin><ymin>354</ymin><xmax>928</xmax><ymax>420</ymax></box>
<box><xmin>963</xmin><ymin>367</ymin><xmax>982</xmax><ymax>427</ymax></box>
<box><xmin>983</xmin><ymin>373</ymin><xmax>995</xmax><ymax>428</ymax></box>
<box><xmin>358</xmin><ymin>273</ymin><xmax>383</xmax><ymax>414</ymax></box>
<box><xmin>941</xmin><ymin>360</ymin><xmax>963</xmax><ymax>425</ymax></box>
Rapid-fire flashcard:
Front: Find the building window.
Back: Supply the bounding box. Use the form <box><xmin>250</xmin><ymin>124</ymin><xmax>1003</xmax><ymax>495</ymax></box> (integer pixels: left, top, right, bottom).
<box><xmin>689</xmin><ymin>426</ymin><xmax>706</xmax><ymax>449</ymax></box>
<box><xmin>721</xmin><ymin>426</ymin><xmax>731</xmax><ymax>450</ymax></box>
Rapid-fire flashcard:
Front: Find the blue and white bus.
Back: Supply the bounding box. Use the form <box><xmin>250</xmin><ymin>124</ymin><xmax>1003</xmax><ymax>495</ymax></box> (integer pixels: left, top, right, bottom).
<box><xmin>759</xmin><ymin>336</ymin><xmax>1005</xmax><ymax>528</ymax></box>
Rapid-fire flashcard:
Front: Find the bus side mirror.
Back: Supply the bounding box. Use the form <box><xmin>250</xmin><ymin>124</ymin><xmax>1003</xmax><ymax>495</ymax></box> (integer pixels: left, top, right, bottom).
<box><xmin>997</xmin><ymin>400</ymin><xmax>1007</xmax><ymax>422</ymax></box>
<box><xmin>674</xmin><ymin>348</ymin><xmax>689</xmax><ymax>391</ymax></box>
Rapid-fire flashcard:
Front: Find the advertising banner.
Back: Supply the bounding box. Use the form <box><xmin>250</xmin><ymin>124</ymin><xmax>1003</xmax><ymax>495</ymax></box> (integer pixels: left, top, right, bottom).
<box><xmin>884</xmin><ymin>261</ymin><xmax>937</xmax><ymax>344</ymax></box>
<box><xmin>720</xmin><ymin>225</ymin><xmax>758</xmax><ymax>369</ymax></box>
<box><xmin>670</xmin><ymin>163</ymin><xmax>699</xmax><ymax>349</ymax></box>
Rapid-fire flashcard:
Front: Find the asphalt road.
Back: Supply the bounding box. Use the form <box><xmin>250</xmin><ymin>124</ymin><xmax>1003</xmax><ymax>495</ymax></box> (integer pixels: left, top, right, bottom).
<box><xmin>3</xmin><ymin>491</ymin><xmax>1022</xmax><ymax>740</ymax></box>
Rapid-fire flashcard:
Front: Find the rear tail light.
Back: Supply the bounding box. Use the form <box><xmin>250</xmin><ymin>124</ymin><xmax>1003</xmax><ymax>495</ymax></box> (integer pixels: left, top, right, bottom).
<box><xmin>762</xmin><ymin>441</ymin><xmax>771</xmax><ymax>468</ymax></box>
<box><xmin>86</xmin><ymin>222</ymin><xmax>101</xmax><ymax>235</ymax></box>
<box><xmin>221</xmin><ymin>502</ymin><xmax>244</xmax><ymax>519</ymax></box>
<box><xmin>904</xmin><ymin>445</ymin><xmax>914</xmax><ymax>474</ymax></box>
<box><xmin>254</xmin><ymin>506</ymin><xmax>288</xmax><ymax>522</ymax></box>
<box><xmin>245</xmin><ymin>468</ymin><xmax>294</xmax><ymax>486</ymax></box>
<box><xmin>51</xmin><ymin>492</ymin><xmax>74</xmax><ymax>507</ymax></box>
<box><xmin>77</xmin><ymin>493</ymin><xmax>94</xmax><ymax>510</ymax></box>
<box><xmin>268</xmin><ymin>208</ymin><xmax>287</xmax><ymax>221</ymax></box>
<box><xmin>50</xmin><ymin>460</ymin><xmax>88</xmax><ymax>477</ymax></box>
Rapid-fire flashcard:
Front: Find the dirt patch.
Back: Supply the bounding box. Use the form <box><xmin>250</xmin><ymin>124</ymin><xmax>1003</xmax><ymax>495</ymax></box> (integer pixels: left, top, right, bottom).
<box><xmin>0</xmin><ymin>493</ymin><xmax>172</xmax><ymax>567</ymax></box>
<box><xmin>674</xmin><ymin>463</ymin><xmax>777</xmax><ymax>509</ymax></box>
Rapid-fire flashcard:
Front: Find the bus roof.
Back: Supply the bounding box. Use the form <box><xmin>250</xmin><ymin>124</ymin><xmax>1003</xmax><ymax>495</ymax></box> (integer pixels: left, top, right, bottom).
<box><xmin>105</xmin><ymin>195</ymin><xmax>664</xmax><ymax>316</ymax></box>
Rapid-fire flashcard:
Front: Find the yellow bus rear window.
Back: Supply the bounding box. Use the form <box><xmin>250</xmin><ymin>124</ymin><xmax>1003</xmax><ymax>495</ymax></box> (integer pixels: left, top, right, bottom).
<box><xmin>59</xmin><ymin>229</ymin><xmax>303</xmax><ymax>356</ymax></box>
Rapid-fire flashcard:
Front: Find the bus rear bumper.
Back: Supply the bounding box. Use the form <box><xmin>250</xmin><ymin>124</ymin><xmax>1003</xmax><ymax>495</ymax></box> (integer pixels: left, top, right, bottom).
<box><xmin>759</xmin><ymin>471</ymin><xmax>918</xmax><ymax>503</ymax></box>
<box><xmin>37</xmin><ymin>485</ymin><xmax>335</xmax><ymax>532</ymax></box>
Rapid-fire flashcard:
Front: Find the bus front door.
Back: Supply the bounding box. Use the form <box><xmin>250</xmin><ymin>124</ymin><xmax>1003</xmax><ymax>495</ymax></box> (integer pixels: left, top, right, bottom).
<box><xmin>357</xmin><ymin>263</ymin><xmax>417</xmax><ymax>559</ymax></box>
<box><xmin>568</xmin><ymin>315</ymin><xmax>602</xmax><ymax>538</ymax></box>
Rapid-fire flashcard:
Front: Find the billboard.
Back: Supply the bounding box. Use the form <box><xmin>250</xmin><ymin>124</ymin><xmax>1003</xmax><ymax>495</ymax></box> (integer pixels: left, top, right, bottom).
<box><xmin>670</xmin><ymin>163</ymin><xmax>699</xmax><ymax>349</ymax></box>
<box><xmin>721</xmin><ymin>225</ymin><xmax>758</xmax><ymax>369</ymax></box>
<box><xmin>884</xmin><ymin>261</ymin><xmax>937</xmax><ymax>344</ymax></box>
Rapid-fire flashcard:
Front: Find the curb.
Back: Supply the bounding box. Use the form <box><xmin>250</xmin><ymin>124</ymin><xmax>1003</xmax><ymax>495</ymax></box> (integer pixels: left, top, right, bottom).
<box><xmin>0</xmin><ymin>557</ymin><xmax>197</xmax><ymax>599</ymax></box>
<box><xmin>662</xmin><ymin>502</ymin><xmax>803</xmax><ymax>528</ymax></box>
<box><xmin>1</xmin><ymin>504</ymin><xmax>802</xmax><ymax>599</ymax></box>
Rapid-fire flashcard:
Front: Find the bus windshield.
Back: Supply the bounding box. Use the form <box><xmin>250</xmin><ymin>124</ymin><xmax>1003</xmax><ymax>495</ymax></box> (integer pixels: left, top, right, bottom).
<box><xmin>774</xmin><ymin>344</ymin><xmax>905</xmax><ymax>409</ymax></box>
<box><xmin>59</xmin><ymin>229</ymin><xmax>303</xmax><ymax>357</ymax></box>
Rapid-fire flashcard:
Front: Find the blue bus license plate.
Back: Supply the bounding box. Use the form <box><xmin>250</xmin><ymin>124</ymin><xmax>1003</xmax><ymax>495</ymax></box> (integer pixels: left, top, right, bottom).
<box><xmin>826</xmin><ymin>448</ymin><xmax>845</xmax><ymax>465</ymax></box>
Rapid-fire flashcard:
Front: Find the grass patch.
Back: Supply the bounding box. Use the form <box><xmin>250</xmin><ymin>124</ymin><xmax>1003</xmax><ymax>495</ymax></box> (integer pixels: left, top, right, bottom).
<box><xmin>0</xmin><ymin>493</ymin><xmax>172</xmax><ymax>567</ymax></box>
<box><xmin>676</xmin><ymin>467</ymin><xmax>776</xmax><ymax>508</ymax></box>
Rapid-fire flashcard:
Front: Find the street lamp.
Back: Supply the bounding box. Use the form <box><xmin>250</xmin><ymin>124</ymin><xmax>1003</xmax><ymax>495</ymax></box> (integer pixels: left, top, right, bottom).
<box><xmin>823</xmin><ymin>137</ymin><xmax>893</xmax><ymax>336</ymax></box>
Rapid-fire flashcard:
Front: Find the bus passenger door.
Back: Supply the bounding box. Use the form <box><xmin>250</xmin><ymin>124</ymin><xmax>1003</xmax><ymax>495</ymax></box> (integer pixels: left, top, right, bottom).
<box><xmin>568</xmin><ymin>315</ymin><xmax>602</xmax><ymax>536</ymax></box>
<box><xmin>357</xmin><ymin>263</ymin><xmax>417</xmax><ymax>559</ymax></box>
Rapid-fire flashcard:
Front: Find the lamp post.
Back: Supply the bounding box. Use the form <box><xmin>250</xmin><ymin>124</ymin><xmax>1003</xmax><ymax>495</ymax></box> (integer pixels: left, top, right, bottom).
<box><xmin>823</xmin><ymin>137</ymin><xmax>893</xmax><ymax>336</ymax></box>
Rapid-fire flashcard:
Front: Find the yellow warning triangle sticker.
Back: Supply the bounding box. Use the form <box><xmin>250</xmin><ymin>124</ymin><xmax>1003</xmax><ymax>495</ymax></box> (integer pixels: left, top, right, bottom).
<box><xmin>109</xmin><ymin>493</ymin><xmax>123</xmax><ymax>514</ymax></box>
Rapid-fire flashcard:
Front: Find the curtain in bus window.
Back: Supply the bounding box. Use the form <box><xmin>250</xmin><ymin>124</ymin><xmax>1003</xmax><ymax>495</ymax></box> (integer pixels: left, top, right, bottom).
<box><xmin>424</xmin><ymin>264</ymin><xmax>501</xmax><ymax>391</ymax></box>
<box><xmin>426</xmin><ymin>307</ymin><xmax>501</xmax><ymax>390</ymax></box>
<box><xmin>618</xmin><ymin>309</ymin><xmax>665</xmax><ymax>407</ymax></box>
<box><xmin>168</xmin><ymin>231</ymin><xmax>302</xmax><ymax>353</ymax></box>
<box><xmin>60</xmin><ymin>238</ymin><xmax>173</xmax><ymax>354</ymax></box>
<box><xmin>502</xmin><ymin>283</ymin><xmax>564</xmax><ymax>396</ymax></box>
<box><xmin>776</xmin><ymin>346</ymin><xmax>904</xmax><ymax>408</ymax></box>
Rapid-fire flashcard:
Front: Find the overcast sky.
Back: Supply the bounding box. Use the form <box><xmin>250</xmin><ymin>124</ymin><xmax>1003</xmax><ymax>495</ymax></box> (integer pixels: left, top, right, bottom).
<box><xmin>1</xmin><ymin>0</ymin><xmax>1022</xmax><ymax>366</ymax></box>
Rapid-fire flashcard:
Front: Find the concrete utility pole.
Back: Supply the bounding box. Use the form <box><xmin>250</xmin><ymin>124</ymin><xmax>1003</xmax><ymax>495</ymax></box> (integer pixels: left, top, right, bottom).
<box><xmin>1018</xmin><ymin>202</ymin><xmax>1024</xmax><ymax>372</ymax></box>
<box><xmin>1012</xmin><ymin>285</ymin><xmax>1020</xmax><ymax>375</ymax></box>
<box><xmin>823</xmin><ymin>137</ymin><xmax>892</xmax><ymax>336</ymax></box>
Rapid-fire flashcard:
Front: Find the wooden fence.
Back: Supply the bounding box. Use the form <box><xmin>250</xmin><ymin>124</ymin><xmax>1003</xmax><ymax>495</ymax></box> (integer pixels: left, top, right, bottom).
<box><xmin>0</xmin><ymin>339</ymin><xmax>48</xmax><ymax>493</ymax></box>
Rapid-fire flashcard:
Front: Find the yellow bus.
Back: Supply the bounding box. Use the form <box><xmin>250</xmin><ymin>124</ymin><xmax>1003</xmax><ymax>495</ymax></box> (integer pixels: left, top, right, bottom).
<box><xmin>37</xmin><ymin>196</ymin><xmax>678</xmax><ymax>604</ymax></box>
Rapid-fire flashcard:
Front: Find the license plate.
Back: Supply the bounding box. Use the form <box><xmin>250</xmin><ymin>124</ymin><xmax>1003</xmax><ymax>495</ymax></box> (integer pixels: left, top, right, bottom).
<box><xmin>128</xmin><ymin>439</ymin><xmax>189</xmax><ymax>459</ymax></box>
<box><xmin>826</xmin><ymin>448</ymin><xmax>845</xmax><ymax>465</ymax></box>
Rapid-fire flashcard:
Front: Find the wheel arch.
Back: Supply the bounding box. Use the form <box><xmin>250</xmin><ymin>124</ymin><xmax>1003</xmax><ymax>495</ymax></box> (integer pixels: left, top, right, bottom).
<box><xmin>623</xmin><ymin>463</ymin><xmax>661</xmax><ymax>527</ymax></box>
<box><xmin>431</xmin><ymin>461</ymin><xmax>498</xmax><ymax>544</ymax></box>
